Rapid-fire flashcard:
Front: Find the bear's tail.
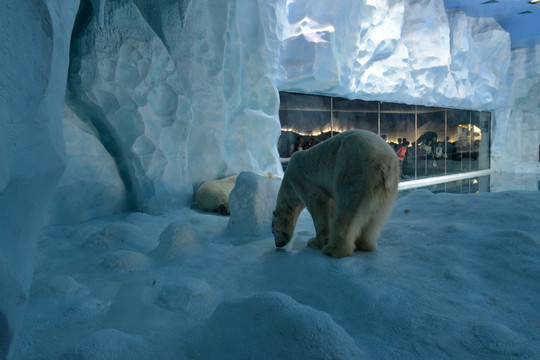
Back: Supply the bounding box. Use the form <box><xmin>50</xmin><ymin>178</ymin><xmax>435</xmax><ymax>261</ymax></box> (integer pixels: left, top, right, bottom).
<box><xmin>378</xmin><ymin>158</ymin><xmax>400</xmax><ymax>193</ymax></box>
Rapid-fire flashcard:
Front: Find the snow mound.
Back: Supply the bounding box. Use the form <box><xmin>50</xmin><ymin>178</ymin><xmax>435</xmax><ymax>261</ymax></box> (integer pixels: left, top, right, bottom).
<box><xmin>154</xmin><ymin>277</ymin><xmax>217</xmax><ymax>313</ymax></box>
<box><xmin>151</xmin><ymin>222</ymin><xmax>207</xmax><ymax>259</ymax></box>
<box><xmin>463</xmin><ymin>321</ymin><xmax>534</xmax><ymax>358</ymax></box>
<box><xmin>29</xmin><ymin>275</ymin><xmax>89</xmax><ymax>302</ymax></box>
<box><xmin>225</xmin><ymin>172</ymin><xmax>281</xmax><ymax>240</ymax></box>
<box><xmin>60</xmin><ymin>329</ymin><xmax>150</xmax><ymax>360</ymax></box>
<box><xmin>101</xmin><ymin>251</ymin><xmax>152</xmax><ymax>273</ymax></box>
<box><xmin>187</xmin><ymin>291</ymin><xmax>364</xmax><ymax>360</ymax></box>
<box><xmin>83</xmin><ymin>222</ymin><xmax>157</xmax><ymax>253</ymax></box>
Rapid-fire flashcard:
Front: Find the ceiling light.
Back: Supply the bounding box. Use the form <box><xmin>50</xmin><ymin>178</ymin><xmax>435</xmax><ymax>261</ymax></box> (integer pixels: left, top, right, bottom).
<box><xmin>528</xmin><ymin>0</ymin><xmax>540</xmax><ymax>4</ymax></box>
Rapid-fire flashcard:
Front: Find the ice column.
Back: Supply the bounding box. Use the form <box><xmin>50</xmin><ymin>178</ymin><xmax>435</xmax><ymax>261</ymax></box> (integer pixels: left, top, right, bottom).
<box><xmin>492</xmin><ymin>45</ymin><xmax>540</xmax><ymax>173</ymax></box>
<box><xmin>68</xmin><ymin>0</ymin><xmax>193</xmax><ymax>213</ymax></box>
<box><xmin>0</xmin><ymin>1</ymin><xmax>78</xmax><ymax>357</ymax></box>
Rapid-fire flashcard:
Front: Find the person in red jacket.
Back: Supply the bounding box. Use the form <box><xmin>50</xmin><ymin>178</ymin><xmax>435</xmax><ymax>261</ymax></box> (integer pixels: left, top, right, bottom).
<box><xmin>396</xmin><ymin>140</ymin><xmax>409</xmax><ymax>179</ymax></box>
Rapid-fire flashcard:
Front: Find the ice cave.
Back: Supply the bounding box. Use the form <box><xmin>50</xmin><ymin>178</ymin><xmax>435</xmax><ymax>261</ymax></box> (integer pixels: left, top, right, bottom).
<box><xmin>1</xmin><ymin>0</ymin><xmax>539</xmax><ymax>359</ymax></box>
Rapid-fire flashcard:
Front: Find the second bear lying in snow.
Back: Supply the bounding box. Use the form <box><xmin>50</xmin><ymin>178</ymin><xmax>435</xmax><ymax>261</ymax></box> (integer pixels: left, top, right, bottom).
<box><xmin>196</xmin><ymin>175</ymin><xmax>238</xmax><ymax>215</ymax></box>
<box><xmin>272</xmin><ymin>130</ymin><xmax>399</xmax><ymax>258</ymax></box>
<box><xmin>196</xmin><ymin>173</ymin><xmax>281</xmax><ymax>215</ymax></box>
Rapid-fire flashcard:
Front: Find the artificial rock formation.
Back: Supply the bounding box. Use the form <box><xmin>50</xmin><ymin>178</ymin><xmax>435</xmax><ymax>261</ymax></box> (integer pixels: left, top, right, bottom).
<box><xmin>0</xmin><ymin>1</ymin><xmax>79</xmax><ymax>357</ymax></box>
<box><xmin>56</xmin><ymin>0</ymin><xmax>516</xmax><ymax>225</ymax></box>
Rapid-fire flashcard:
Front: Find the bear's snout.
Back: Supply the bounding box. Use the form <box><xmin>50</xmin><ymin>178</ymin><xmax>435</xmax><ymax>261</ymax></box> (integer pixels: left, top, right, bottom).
<box><xmin>275</xmin><ymin>240</ymin><xmax>287</xmax><ymax>248</ymax></box>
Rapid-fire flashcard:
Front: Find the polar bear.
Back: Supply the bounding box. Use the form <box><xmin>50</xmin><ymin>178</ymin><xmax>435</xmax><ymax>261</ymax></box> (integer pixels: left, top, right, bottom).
<box><xmin>197</xmin><ymin>172</ymin><xmax>281</xmax><ymax>215</ymax></box>
<box><xmin>196</xmin><ymin>175</ymin><xmax>238</xmax><ymax>215</ymax></box>
<box><xmin>272</xmin><ymin>129</ymin><xmax>399</xmax><ymax>258</ymax></box>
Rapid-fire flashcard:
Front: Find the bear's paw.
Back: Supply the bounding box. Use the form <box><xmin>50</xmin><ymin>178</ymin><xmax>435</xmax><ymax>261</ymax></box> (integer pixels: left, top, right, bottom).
<box><xmin>322</xmin><ymin>241</ymin><xmax>355</xmax><ymax>258</ymax></box>
<box><xmin>307</xmin><ymin>236</ymin><xmax>327</xmax><ymax>250</ymax></box>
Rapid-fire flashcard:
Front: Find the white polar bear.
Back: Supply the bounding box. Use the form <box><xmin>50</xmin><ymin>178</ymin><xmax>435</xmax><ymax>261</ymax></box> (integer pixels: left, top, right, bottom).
<box><xmin>196</xmin><ymin>175</ymin><xmax>238</xmax><ymax>215</ymax></box>
<box><xmin>272</xmin><ymin>129</ymin><xmax>399</xmax><ymax>258</ymax></box>
<box><xmin>197</xmin><ymin>172</ymin><xmax>281</xmax><ymax>215</ymax></box>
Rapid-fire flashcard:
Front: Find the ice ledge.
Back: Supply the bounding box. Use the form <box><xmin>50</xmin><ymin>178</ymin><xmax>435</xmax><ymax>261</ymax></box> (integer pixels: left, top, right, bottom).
<box><xmin>277</xmin><ymin>1</ymin><xmax>511</xmax><ymax>112</ymax></box>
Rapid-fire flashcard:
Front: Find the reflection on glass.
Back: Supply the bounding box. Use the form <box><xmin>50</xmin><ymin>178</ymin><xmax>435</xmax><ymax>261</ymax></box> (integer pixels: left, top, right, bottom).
<box><xmin>277</xmin><ymin>92</ymin><xmax>491</xmax><ymax>181</ymax></box>
<box><xmin>416</xmin><ymin>106</ymin><xmax>446</xmax><ymax>178</ymax></box>
<box><xmin>333</xmin><ymin>98</ymin><xmax>378</xmax><ymax>134</ymax></box>
<box><xmin>447</xmin><ymin>110</ymin><xmax>472</xmax><ymax>174</ymax></box>
<box><xmin>278</xmin><ymin>93</ymin><xmax>331</xmax><ymax>158</ymax></box>
<box><xmin>380</xmin><ymin>103</ymin><xmax>415</xmax><ymax>179</ymax></box>
<box><xmin>471</xmin><ymin>111</ymin><xmax>490</xmax><ymax>171</ymax></box>
<box><xmin>397</xmin><ymin>176</ymin><xmax>491</xmax><ymax>199</ymax></box>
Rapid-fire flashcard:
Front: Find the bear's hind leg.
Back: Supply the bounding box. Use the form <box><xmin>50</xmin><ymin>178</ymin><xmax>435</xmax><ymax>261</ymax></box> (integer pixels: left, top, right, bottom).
<box><xmin>306</xmin><ymin>193</ymin><xmax>334</xmax><ymax>250</ymax></box>
<box><xmin>322</xmin><ymin>208</ymin><xmax>358</xmax><ymax>258</ymax></box>
<box><xmin>355</xmin><ymin>215</ymin><xmax>382</xmax><ymax>251</ymax></box>
<box><xmin>322</xmin><ymin>179</ymin><xmax>371</xmax><ymax>258</ymax></box>
<box><xmin>355</xmin><ymin>193</ymin><xmax>395</xmax><ymax>251</ymax></box>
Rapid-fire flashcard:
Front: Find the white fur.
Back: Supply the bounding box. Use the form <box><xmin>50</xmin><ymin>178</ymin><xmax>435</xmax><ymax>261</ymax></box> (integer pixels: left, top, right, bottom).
<box><xmin>196</xmin><ymin>175</ymin><xmax>238</xmax><ymax>214</ymax></box>
<box><xmin>197</xmin><ymin>172</ymin><xmax>280</xmax><ymax>215</ymax></box>
<box><xmin>272</xmin><ymin>130</ymin><xmax>399</xmax><ymax>258</ymax></box>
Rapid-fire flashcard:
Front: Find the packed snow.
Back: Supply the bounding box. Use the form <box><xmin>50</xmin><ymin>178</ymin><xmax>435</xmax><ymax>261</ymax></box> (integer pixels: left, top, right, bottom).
<box><xmin>2</xmin><ymin>0</ymin><xmax>539</xmax><ymax>358</ymax></box>
<box><xmin>12</xmin><ymin>180</ymin><xmax>540</xmax><ymax>359</ymax></box>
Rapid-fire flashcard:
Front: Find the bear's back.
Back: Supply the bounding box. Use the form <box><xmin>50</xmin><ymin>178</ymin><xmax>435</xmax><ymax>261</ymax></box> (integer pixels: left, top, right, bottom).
<box><xmin>337</xmin><ymin>130</ymin><xmax>397</xmax><ymax>160</ymax></box>
<box><xmin>291</xmin><ymin>129</ymin><xmax>395</xmax><ymax>164</ymax></box>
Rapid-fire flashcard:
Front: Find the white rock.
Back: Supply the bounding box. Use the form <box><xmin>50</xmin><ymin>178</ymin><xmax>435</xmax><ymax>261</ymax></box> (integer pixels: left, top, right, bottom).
<box><xmin>225</xmin><ymin>172</ymin><xmax>281</xmax><ymax>239</ymax></box>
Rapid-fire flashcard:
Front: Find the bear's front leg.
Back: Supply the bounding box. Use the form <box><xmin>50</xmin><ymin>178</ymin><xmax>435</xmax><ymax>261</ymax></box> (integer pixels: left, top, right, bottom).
<box><xmin>304</xmin><ymin>191</ymin><xmax>334</xmax><ymax>251</ymax></box>
<box><xmin>307</xmin><ymin>236</ymin><xmax>328</xmax><ymax>249</ymax></box>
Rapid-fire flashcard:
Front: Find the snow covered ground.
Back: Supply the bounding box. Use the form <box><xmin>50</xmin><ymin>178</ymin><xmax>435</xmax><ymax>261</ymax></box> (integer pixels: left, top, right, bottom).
<box><xmin>12</xmin><ymin>180</ymin><xmax>540</xmax><ymax>359</ymax></box>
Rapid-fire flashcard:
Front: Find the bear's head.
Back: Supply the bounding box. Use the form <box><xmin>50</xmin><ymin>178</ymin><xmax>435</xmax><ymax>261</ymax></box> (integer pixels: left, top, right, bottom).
<box><xmin>272</xmin><ymin>210</ymin><xmax>292</xmax><ymax>247</ymax></box>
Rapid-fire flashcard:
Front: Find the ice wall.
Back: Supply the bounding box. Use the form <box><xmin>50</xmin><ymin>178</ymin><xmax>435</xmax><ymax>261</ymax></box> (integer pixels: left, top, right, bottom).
<box><xmin>276</xmin><ymin>0</ymin><xmax>511</xmax><ymax>111</ymax></box>
<box><xmin>45</xmin><ymin>105</ymin><xmax>126</xmax><ymax>225</ymax></box>
<box><xmin>56</xmin><ymin>0</ymin><xmax>516</xmax><ymax>224</ymax></box>
<box><xmin>492</xmin><ymin>45</ymin><xmax>540</xmax><ymax>173</ymax></box>
<box><xmin>45</xmin><ymin>0</ymin><xmax>519</xmax><ymax>226</ymax></box>
<box><xmin>68</xmin><ymin>0</ymin><xmax>194</xmax><ymax>214</ymax></box>
<box><xmin>65</xmin><ymin>0</ymin><xmax>284</xmax><ymax>218</ymax></box>
<box><xmin>167</xmin><ymin>0</ymin><xmax>283</xmax><ymax>185</ymax></box>
<box><xmin>0</xmin><ymin>1</ymin><xmax>79</xmax><ymax>357</ymax></box>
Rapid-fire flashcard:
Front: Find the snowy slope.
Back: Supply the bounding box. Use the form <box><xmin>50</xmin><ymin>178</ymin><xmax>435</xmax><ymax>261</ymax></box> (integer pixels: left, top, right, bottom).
<box><xmin>13</xmin><ymin>189</ymin><xmax>540</xmax><ymax>359</ymax></box>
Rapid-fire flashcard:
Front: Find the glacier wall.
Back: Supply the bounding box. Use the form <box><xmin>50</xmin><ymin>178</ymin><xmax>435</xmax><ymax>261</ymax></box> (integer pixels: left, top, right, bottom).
<box><xmin>53</xmin><ymin>0</ymin><xmax>516</xmax><ymax>225</ymax></box>
<box><xmin>276</xmin><ymin>1</ymin><xmax>511</xmax><ymax>111</ymax></box>
<box><xmin>0</xmin><ymin>1</ymin><xmax>79</xmax><ymax>357</ymax></box>
<box><xmin>45</xmin><ymin>105</ymin><xmax>127</xmax><ymax>225</ymax></box>
<box><xmin>64</xmin><ymin>0</ymin><xmax>283</xmax><ymax>219</ymax></box>
<box><xmin>67</xmin><ymin>0</ymin><xmax>194</xmax><ymax>214</ymax></box>
<box><xmin>492</xmin><ymin>45</ymin><xmax>540</xmax><ymax>173</ymax></box>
